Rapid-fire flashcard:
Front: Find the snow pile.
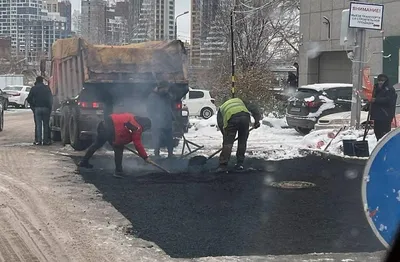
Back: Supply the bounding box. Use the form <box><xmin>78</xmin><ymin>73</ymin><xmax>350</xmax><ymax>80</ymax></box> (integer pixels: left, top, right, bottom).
<box><xmin>302</xmin><ymin>127</ymin><xmax>378</xmax><ymax>157</ymax></box>
<box><xmin>183</xmin><ymin>116</ymin><xmax>304</xmax><ymax>161</ymax></box>
<box><xmin>262</xmin><ymin>114</ymin><xmax>288</xmax><ymax>128</ymax></box>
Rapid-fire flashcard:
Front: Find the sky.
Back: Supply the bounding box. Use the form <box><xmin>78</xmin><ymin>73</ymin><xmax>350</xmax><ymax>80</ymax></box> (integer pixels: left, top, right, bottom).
<box><xmin>69</xmin><ymin>0</ymin><xmax>191</xmax><ymax>42</ymax></box>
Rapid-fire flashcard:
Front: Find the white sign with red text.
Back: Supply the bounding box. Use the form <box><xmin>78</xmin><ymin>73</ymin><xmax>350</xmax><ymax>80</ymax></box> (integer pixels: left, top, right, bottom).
<box><xmin>349</xmin><ymin>2</ymin><xmax>384</xmax><ymax>30</ymax></box>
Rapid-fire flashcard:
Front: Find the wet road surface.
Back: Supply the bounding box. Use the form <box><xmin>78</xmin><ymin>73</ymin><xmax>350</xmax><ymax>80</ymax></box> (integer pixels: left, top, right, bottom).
<box><xmin>73</xmin><ymin>154</ymin><xmax>384</xmax><ymax>258</ymax></box>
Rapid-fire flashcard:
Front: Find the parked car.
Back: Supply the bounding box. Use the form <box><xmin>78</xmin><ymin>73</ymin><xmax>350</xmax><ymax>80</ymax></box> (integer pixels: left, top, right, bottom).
<box><xmin>0</xmin><ymin>89</ymin><xmax>10</xmax><ymax>110</ymax></box>
<box><xmin>3</xmin><ymin>85</ymin><xmax>31</xmax><ymax>108</ymax></box>
<box><xmin>315</xmin><ymin>88</ymin><xmax>400</xmax><ymax>130</ymax></box>
<box><xmin>182</xmin><ymin>88</ymin><xmax>216</xmax><ymax>119</ymax></box>
<box><xmin>286</xmin><ymin>83</ymin><xmax>353</xmax><ymax>135</ymax></box>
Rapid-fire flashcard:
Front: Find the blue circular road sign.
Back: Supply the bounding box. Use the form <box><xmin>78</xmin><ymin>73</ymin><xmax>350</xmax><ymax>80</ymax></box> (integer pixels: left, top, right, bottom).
<box><xmin>362</xmin><ymin>128</ymin><xmax>400</xmax><ymax>248</ymax></box>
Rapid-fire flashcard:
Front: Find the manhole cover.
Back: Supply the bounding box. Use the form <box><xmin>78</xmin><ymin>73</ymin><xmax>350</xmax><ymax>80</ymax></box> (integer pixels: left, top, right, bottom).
<box><xmin>269</xmin><ymin>181</ymin><xmax>316</xmax><ymax>189</ymax></box>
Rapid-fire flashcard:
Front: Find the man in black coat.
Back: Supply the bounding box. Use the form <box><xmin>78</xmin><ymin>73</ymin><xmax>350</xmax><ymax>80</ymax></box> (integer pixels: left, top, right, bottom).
<box><xmin>147</xmin><ymin>81</ymin><xmax>174</xmax><ymax>158</ymax></box>
<box><xmin>370</xmin><ymin>74</ymin><xmax>397</xmax><ymax>141</ymax></box>
<box><xmin>27</xmin><ymin>76</ymin><xmax>53</xmax><ymax>145</ymax></box>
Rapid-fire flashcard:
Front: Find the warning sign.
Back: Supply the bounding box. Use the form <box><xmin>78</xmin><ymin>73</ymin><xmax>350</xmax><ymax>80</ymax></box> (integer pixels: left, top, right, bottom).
<box><xmin>349</xmin><ymin>2</ymin><xmax>384</xmax><ymax>30</ymax></box>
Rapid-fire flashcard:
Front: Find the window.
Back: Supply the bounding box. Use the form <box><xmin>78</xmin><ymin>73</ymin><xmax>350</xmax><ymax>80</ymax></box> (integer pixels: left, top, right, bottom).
<box><xmin>336</xmin><ymin>87</ymin><xmax>352</xmax><ymax>100</ymax></box>
<box><xmin>189</xmin><ymin>91</ymin><xmax>204</xmax><ymax>99</ymax></box>
<box><xmin>25</xmin><ymin>87</ymin><xmax>31</xmax><ymax>92</ymax></box>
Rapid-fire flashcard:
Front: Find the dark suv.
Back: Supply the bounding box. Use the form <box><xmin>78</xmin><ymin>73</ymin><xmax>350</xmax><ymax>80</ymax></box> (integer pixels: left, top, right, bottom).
<box><xmin>286</xmin><ymin>83</ymin><xmax>353</xmax><ymax>135</ymax></box>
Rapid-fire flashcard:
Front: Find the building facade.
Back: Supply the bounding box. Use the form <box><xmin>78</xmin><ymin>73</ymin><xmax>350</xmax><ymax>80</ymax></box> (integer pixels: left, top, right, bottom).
<box><xmin>135</xmin><ymin>0</ymin><xmax>175</xmax><ymax>42</ymax></box>
<box><xmin>0</xmin><ymin>0</ymin><xmax>67</xmax><ymax>62</ymax></box>
<box><xmin>58</xmin><ymin>0</ymin><xmax>72</xmax><ymax>36</ymax></box>
<box><xmin>190</xmin><ymin>0</ymin><xmax>224</xmax><ymax>68</ymax></box>
<box><xmin>299</xmin><ymin>0</ymin><xmax>400</xmax><ymax>86</ymax></box>
<box><xmin>81</xmin><ymin>0</ymin><xmax>107</xmax><ymax>44</ymax></box>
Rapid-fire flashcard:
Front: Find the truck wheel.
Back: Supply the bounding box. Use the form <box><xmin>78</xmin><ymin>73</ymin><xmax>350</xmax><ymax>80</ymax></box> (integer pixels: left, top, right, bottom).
<box><xmin>60</xmin><ymin>107</ymin><xmax>70</xmax><ymax>145</ymax></box>
<box><xmin>69</xmin><ymin>109</ymin><xmax>91</xmax><ymax>151</ymax></box>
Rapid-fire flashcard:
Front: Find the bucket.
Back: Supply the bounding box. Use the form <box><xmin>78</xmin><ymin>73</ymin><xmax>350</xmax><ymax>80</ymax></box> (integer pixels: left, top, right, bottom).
<box><xmin>343</xmin><ymin>139</ymin><xmax>356</xmax><ymax>156</ymax></box>
<box><xmin>354</xmin><ymin>140</ymin><xmax>369</xmax><ymax>157</ymax></box>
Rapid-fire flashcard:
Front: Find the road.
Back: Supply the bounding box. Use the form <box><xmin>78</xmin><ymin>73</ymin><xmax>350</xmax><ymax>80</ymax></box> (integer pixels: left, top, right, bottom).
<box><xmin>0</xmin><ymin>109</ymin><xmax>387</xmax><ymax>261</ymax></box>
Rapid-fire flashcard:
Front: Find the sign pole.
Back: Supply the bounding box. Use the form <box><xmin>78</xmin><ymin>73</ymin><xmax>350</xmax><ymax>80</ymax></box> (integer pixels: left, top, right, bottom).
<box><xmin>350</xmin><ymin>28</ymin><xmax>365</xmax><ymax>129</ymax></box>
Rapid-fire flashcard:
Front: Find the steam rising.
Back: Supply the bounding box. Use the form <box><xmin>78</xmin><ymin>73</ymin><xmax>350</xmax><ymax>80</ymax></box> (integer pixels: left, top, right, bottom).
<box><xmin>306</xmin><ymin>42</ymin><xmax>321</xmax><ymax>59</ymax></box>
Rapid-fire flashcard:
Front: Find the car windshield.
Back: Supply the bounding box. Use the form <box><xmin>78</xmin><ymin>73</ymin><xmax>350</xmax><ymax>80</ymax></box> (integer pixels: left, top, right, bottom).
<box><xmin>4</xmin><ymin>86</ymin><xmax>23</xmax><ymax>91</ymax></box>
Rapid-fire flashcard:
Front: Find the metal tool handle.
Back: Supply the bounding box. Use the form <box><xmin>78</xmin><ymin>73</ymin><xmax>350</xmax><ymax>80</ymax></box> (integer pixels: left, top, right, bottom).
<box><xmin>207</xmin><ymin>126</ymin><xmax>255</xmax><ymax>160</ymax></box>
<box><xmin>124</xmin><ymin>146</ymin><xmax>171</xmax><ymax>174</ymax></box>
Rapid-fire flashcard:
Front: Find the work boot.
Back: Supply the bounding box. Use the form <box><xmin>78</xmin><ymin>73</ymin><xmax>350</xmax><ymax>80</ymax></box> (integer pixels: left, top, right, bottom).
<box><xmin>216</xmin><ymin>165</ymin><xmax>228</xmax><ymax>173</ymax></box>
<box><xmin>33</xmin><ymin>141</ymin><xmax>42</xmax><ymax>145</ymax></box>
<box><xmin>78</xmin><ymin>160</ymin><xmax>93</xmax><ymax>169</ymax></box>
<box><xmin>234</xmin><ymin>164</ymin><xmax>244</xmax><ymax>171</ymax></box>
<box><xmin>113</xmin><ymin>171</ymin><xmax>125</xmax><ymax>179</ymax></box>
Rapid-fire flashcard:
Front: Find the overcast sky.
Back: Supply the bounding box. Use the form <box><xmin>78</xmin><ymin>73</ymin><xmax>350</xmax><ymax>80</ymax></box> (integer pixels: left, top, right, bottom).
<box><xmin>70</xmin><ymin>0</ymin><xmax>191</xmax><ymax>42</ymax></box>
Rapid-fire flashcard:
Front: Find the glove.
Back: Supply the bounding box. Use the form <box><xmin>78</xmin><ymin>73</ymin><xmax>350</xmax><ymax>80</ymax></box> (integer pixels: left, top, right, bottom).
<box><xmin>253</xmin><ymin>122</ymin><xmax>261</xmax><ymax>129</ymax></box>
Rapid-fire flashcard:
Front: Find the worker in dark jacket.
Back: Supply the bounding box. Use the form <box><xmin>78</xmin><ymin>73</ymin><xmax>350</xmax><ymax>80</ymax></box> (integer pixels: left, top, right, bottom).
<box><xmin>26</xmin><ymin>76</ymin><xmax>53</xmax><ymax>145</ymax></box>
<box><xmin>216</xmin><ymin>97</ymin><xmax>262</xmax><ymax>172</ymax></box>
<box><xmin>370</xmin><ymin>74</ymin><xmax>397</xmax><ymax>141</ymax></box>
<box><xmin>147</xmin><ymin>81</ymin><xmax>174</xmax><ymax>158</ymax></box>
<box><xmin>78</xmin><ymin>113</ymin><xmax>152</xmax><ymax>178</ymax></box>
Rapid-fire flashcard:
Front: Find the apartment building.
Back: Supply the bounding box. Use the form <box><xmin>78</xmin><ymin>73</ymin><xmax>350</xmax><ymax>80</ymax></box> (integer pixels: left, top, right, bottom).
<box><xmin>190</xmin><ymin>0</ymin><xmax>223</xmax><ymax>68</ymax></box>
<box><xmin>135</xmin><ymin>0</ymin><xmax>175</xmax><ymax>42</ymax></box>
<box><xmin>81</xmin><ymin>0</ymin><xmax>107</xmax><ymax>44</ymax></box>
<box><xmin>0</xmin><ymin>0</ymin><xmax>67</xmax><ymax>62</ymax></box>
<box><xmin>299</xmin><ymin>0</ymin><xmax>400</xmax><ymax>86</ymax></box>
<box><xmin>58</xmin><ymin>0</ymin><xmax>72</xmax><ymax>36</ymax></box>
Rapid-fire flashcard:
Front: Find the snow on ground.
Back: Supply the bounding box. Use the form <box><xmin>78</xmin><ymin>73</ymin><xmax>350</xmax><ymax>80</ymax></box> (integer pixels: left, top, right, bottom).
<box><xmin>183</xmin><ymin>116</ymin><xmax>304</xmax><ymax>161</ymax></box>
<box><xmin>182</xmin><ymin>116</ymin><xmax>379</xmax><ymax>161</ymax></box>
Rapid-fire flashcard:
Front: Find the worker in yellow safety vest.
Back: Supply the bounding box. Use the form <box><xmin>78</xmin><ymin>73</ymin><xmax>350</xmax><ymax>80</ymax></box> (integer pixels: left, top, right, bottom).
<box><xmin>216</xmin><ymin>97</ymin><xmax>261</xmax><ymax>172</ymax></box>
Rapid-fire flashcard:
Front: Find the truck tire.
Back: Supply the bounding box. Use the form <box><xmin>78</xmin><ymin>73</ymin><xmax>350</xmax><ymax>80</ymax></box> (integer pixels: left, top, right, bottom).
<box><xmin>69</xmin><ymin>108</ymin><xmax>91</xmax><ymax>151</ymax></box>
<box><xmin>60</xmin><ymin>107</ymin><xmax>70</xmax><ymax>145</ymax></box>
<box><xmin>50</xmin><ymin>116</ymin><xmax>61</xmax><ymax>141</ymax></box>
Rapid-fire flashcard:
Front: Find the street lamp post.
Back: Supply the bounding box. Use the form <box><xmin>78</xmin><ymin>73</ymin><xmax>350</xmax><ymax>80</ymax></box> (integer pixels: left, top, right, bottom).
<box><xmin>174</xmin><ymin>11</ymin><xmax>189</xmax><ymax>40</ymax></box>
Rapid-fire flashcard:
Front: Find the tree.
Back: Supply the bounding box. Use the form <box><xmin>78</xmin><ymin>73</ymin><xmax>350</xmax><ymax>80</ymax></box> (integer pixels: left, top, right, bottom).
<box><xmin>194</xmin><ymin>0</ymin><xmax>299</xmax><ymax>115</ymax></box>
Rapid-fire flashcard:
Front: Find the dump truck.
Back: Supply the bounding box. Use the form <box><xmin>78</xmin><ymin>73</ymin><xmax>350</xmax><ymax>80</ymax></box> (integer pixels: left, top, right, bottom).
<box><xmin>42</xmin><ymin>37</ymin><xmax>189</xmax><ymax>151</ymax></box>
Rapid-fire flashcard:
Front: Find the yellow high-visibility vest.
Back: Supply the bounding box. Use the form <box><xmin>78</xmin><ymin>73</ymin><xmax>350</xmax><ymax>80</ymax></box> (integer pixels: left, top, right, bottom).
<box><xmin>219</xmin><ymin>98</ymin><xmax>249</xmax><ymax>128</ymax></box>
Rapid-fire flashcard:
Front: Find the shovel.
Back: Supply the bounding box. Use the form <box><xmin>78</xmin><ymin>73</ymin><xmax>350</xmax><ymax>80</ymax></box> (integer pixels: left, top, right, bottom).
<box><xmin>188</xmin><ymin>127</ymin><xmax>255</xmax><ymax>166</ymax></box>
<box><xmin>124</xmin><ymin>146</ymin><xmax>171</xmax><ymax>174</ymax></box>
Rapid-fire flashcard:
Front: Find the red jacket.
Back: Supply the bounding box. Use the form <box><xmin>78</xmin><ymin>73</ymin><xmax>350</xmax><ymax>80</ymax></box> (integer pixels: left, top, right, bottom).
<box><xmin>110</xmin><ymin>113</ymin><xmax>148</xmax><ymax>159</ymax></box>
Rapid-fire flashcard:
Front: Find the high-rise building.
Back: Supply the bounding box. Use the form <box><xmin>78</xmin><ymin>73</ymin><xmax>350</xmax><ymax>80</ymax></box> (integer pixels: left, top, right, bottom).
<box><xmin>135</xmin><ymin>0</ymin><xmax>175</xmax><ymax>42</ymax></box>
<box><xmin>127</xmin><ymin>0</ymin><xmax>143</xmax><ymax>41</ymax></box>
<box><xmin>81</xmin><ymin>0</ymin><xmax>107</xmax><ymax>44</ymax></box>
<box><xmin>44</xmin><ymin>0</ymin><xmax>59</xmax><ymax>12</ymax></box>
<box><xmin>106</xmin><ymin>4</ymin><xmax>128</xmax><ymax>44</ymax></box>
<box><xmin>0</xmin><ymin>0</ymin><xmax>67</xmax><ymax>62</ymax></box>
<box><xmin>190</xmin><ymin>0</ymin><xmax>223</xmax><ymax>68</ymax></box>
<box><xmin>58</xmin><ymin>0</ymin><xmax>72</xmax><ymax>37</ymax></box>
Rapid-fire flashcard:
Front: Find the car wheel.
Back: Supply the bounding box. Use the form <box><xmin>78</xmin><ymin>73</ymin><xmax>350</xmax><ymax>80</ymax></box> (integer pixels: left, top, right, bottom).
<box><xmin>0</xmin><ymin>111</ymin><xmax>3</xmax><ymax>131</ymax></box>
<box><xmin>23</xmin><ymin>99</ymin><xmax>29</xmax><ymax>108</ymax></box>
<box><xmin>295</xmin><ymin>127</ymin><xmax>311</xmax><ymax>135</ymax></box>
<box><xmin>3</xmin><ymin>100</ymin><xmax>8</xmax><ymax>111</ymax></box>
<box><xmin>200</xmin><ymin>107</ymin><xmax>213</xmax><ymax>119</ymax></box>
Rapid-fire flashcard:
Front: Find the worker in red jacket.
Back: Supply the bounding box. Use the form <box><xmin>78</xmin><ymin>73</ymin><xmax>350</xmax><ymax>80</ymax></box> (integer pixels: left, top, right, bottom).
<box><xmin>78</xmin><ymin>113</ymin><xmax>152</xmax><ymax>178</ymax></box>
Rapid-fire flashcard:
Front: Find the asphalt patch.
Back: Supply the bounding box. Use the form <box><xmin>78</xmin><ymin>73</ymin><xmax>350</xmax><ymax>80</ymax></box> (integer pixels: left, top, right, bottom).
<box><xmin>73</xmin><ymin>155</ymin><xmax>384</xmax><ymax>258</ymax></box>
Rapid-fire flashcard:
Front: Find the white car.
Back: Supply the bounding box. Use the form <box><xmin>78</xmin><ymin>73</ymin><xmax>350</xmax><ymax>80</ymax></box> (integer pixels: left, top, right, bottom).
<box><xmin>314</xmin><ymin>111</ymin><xmax>369</xmax><ymax>130</ymax></box>
<box><xmin>3</xmin><ymin>85</ymin><xmax>31</xmax><ymax>108</ymax></box>
<box><xmin>183</xmin><ymin>88</ymin><xmax>217</xmax><ymax>119</ymax></box>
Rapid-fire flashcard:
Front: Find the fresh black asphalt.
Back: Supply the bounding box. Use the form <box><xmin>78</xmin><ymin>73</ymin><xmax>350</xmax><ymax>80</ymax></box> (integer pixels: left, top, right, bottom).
<box><xmin>73</xmin><ymin>154</ymin><xmax>384</xmax><ymax>258</ymax></box>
